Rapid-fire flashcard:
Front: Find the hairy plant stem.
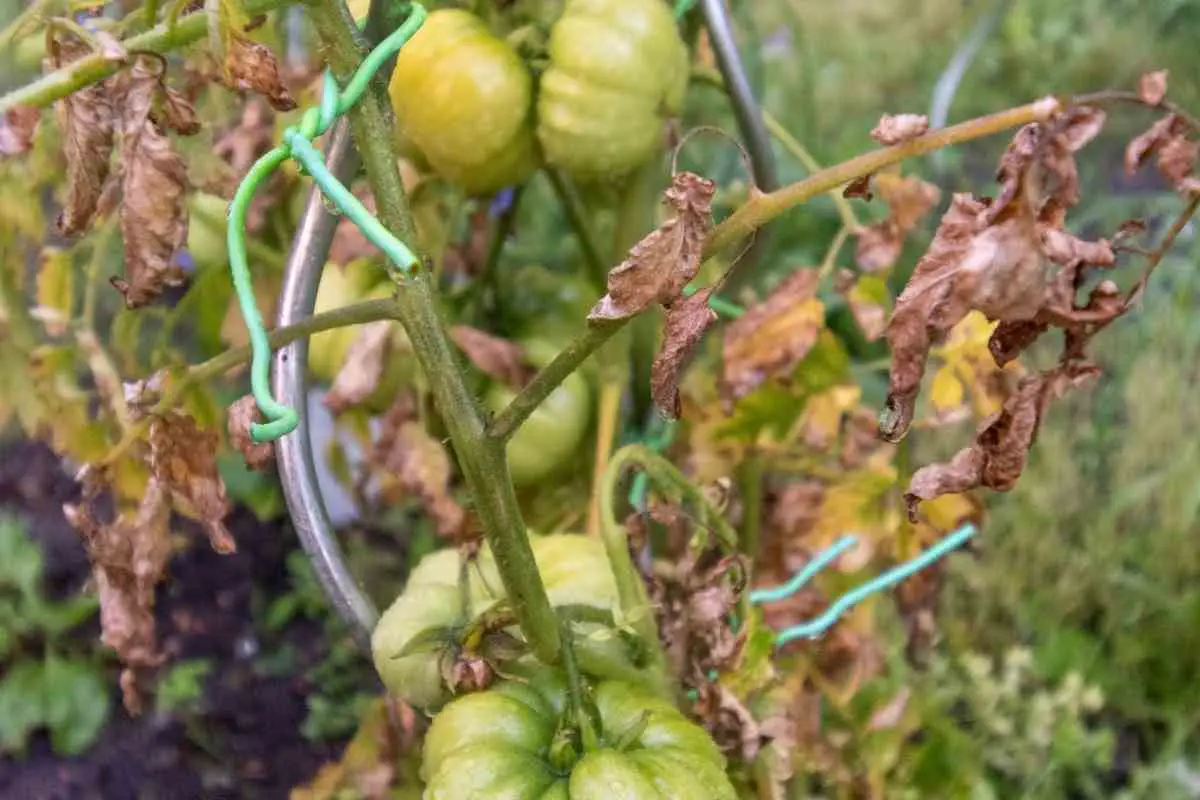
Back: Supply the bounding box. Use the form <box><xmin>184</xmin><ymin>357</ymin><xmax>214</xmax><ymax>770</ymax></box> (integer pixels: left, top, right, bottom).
<box><xmin>0</xmin><ymin>0</ymin><xmax>286</xmax><ymax>113</ymax></box>
<box><xmin>309</xmin><ymin>0</ymin><xmax>562</xmax><ymax>664</ymax></box>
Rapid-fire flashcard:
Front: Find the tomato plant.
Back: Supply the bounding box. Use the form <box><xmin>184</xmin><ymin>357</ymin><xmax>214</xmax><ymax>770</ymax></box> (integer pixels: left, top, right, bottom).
<box><xmin>387</xmin><ymin>9</ymin><xmax>538</xmax><ymax>196</ymax></box>
<box><xmin>422</xmin><ymin>669</ymin><xmax>737</xmax><ymax>799</ymax></box>
<box><xmin>537</xmin><ymin>0</ymin><xmax>689</xmax><ymax>181</ymax></box>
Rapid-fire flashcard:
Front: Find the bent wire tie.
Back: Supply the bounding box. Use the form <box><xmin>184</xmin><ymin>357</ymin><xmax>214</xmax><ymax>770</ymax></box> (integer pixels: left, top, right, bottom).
<box><xmin>227</xmin><ymin>4</ymin><xmax>427</xmax><ymax>444</ymax></box>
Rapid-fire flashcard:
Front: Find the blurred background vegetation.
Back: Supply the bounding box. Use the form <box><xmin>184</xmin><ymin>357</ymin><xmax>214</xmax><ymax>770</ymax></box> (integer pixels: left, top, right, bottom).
<box><xmin>2</xmin><ymin>0</ymin><xmax>1199</xmax><ymax>797</ymax></box>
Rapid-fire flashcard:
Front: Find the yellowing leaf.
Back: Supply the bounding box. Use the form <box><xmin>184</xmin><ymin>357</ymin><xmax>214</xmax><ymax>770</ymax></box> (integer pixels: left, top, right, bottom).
<box><xmin>797</xmin><ymin>384</ymin><xmax>862</xmax><ymax>448</ymax></box>
<box><xmin>35</xmin><ymin>247</ymin><xmax>75</xmax><ymax>335</ymax></box>
<box><xmin>930</xmin><ymin>366</ymin><xmax>964</xmax><ymax>412</ymax></box>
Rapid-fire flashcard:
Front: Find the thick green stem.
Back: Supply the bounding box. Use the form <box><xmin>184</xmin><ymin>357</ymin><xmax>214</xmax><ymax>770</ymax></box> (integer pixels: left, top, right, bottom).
<box><xmin>309</xmin><ymin>0</ymin><xmax>562</xmax><ymax>664</ymax></box>
<box><xmin>0</xmin><ymin>0</ymin><xmax>287</xmax><ymax>112</ymax></box>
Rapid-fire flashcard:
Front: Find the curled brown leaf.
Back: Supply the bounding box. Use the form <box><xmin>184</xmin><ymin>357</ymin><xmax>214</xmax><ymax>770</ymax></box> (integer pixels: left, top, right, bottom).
<box><xmin>870</xmin><ymin>113</ymin><xmax>929</xmax><ymax>146</ymax></box>
<box><xmin>53</xmin><ymin>40</ymin><xmax>116</xmax><ymax>236</ymax></box>
<box><xmin>449</xmin><ymin>325</ymin><xmax>534</xmax><ymax>389</ymax></box>
<box><xmin>588</xmin><ymin>172</ymin><xmax>715</xmax><ymax>323</ymax></box>
<box><xmin>652</xmin><ymin>289</ymin><xmax>718</xmax><ymax>419</ymax></box>
<box><xmin>721</xmin><ymin>267</ymin><xmax>824</xmax><ymax>404</ymax></box>
<box><xmin>1125</xmin><ymin>113</ymin><xmax>1197</xmax><ymax>189</ymax></box>
<box><xmin>227</xmin><ymin>394</ymin><xmax>275</xmax><ymax>470</ymax></box>
<box><xmin>222</xmin><ymin>37</ymin><xmax>297</xmax><ymax>111</ymax></box>
<box><xmin>853</xmin><ymin>172</ymin><xmax>941</xmax><ymax>273</ymax></box>
<box><xmin>905</xmin><ymin>361</ymin><xmax>1100</xmax><ymax>519</ymax></box>
<box><xmin>1</xmin><ymin>107</ymin><xmax>40</xmax><ymax>157</ymax></box>
<box><xmin>113</xmin><ymin>59</ymin><xmax>189</xmax><ymax>307</ymax></box>
<box><xmin>157</xmin><ymin>87</ymin><xmax>201</xmax><ymax>136</ymax></box>
<box><xmin>148</xmin><ymin>412</ymin><xmax>236</xmax><ymax>554</ymax></box>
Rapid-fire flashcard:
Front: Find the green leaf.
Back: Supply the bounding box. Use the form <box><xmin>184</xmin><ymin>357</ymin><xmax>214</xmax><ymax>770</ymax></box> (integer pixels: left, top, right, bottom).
<box><xmin>0</xmin><ymin>660</ymin><xmax>46</xmax><ymax>755</ymax></box>
<box><xmin>31</xmin><ymin>593</ymin><xmax>99</xmax><ymax>638</ymax></box>
<box><xmin>719</xmin><ymin>607</ymin><xmax>777</xmax><ymax>699</ymax></box>
<box><xmin>43</xmin><ymin>654</ymin><xmax>110</xmax><ymax>757</ymax></box>
<box><xmin>156</xmin><ymin>658</ymin><xmax>213</xmax><ymax>715</ymax></box>
<box><xmin>0</xmin><ymin>513</ymin><xmax>43</xmax><ymax>598</ymax></box>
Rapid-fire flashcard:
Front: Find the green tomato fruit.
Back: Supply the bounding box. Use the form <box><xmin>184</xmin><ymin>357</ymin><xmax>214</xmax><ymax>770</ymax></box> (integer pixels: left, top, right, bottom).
<box><xmin>388</xmin><ymin>10</ymin><xmax>538</xmax><ymax>196</ymax></box>
<box><xmin>371</xmin><ymin>533</ymin><xmax>649</xmax><ymax>711</ymax></box>
<box><xmin>187</xmin><ymin>192</ymin><xmax>231</xmax><ymax>270</ymax></box>
<box><xmin>537</xmin><ymin>0</ymin><xmax>689</xmax><ymax>181</ymax></box>
<box><xmin>421</xmin><ymin>672</ymin><xmax>737</xmax><ymax>800</ymax></box>
<box><xmin>485</xmin><ymin>339</ymin><xmax>592</xmax><ymax>488</ymax></box>
<box><xmin>498</xmin><ymin>265</ymin><xmax>597</xmax><ymax>342</ymax></box>
<box><xmin>12</xmin><ymin>36</ymin><xmax>47</xmax><ymax>73</ymax></box>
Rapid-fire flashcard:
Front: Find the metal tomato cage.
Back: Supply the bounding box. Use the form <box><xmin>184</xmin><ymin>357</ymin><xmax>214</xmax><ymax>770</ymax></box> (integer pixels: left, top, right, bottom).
<box><xmin>273</xmin><ymin>1</ymin><xmax>779</xmax><ymax>650</ymax></box>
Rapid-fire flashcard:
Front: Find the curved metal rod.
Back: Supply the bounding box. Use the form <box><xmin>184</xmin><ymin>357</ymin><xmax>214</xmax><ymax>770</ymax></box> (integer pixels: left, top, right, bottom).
<box><xmin>273</xmin><ymin>120</ymin><xmax>378</xmax><ymax>648</ymax></box>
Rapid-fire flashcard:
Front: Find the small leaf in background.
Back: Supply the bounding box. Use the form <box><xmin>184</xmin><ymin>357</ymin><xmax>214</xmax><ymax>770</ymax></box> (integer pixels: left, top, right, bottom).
<box><xmin>721</xmin><ymin>267</ymin><xmax>824</xmax><ymax>404</ymax></box>
<box><xmin>64</xmin><ymin>479</ymin><xmax>172</xmax><ymax>714</ymax></box>
<box><xmin>652</xmin><ymin>288</ymin><xmax>718</xmax><ymax>419</ymax></box>
<box><xmin>42</xmin><ymin>654</ymin><xmax>111</xmax><ymax>757</ymax></box>
<box><xmin>719</xmin><ymin>606</ymin><xmax>777</xmax><ymax>700</ymax></box>
<box><xmin>844</xmin><ymin>274</ymin><xmax>891</xmax><ymax>342</ymax></box>
<box><xmin>1137</xmin><ymin>69</ymin><xmax>1168</xmax><ymax>106</ymax></box>
<box><xmin>870</xmin><ymin>113</ymin><xmax>929</xmax><ymax>145</ymax></box>
<box><xmin>865</xmin><ymin>687</ymin><xmax>911</xmax><ymax>732</ymax></box>
<box><xmin>373</xmin><ymin>402</ymin><xmax>466</xmax><ymax>539</ymax></box>
<box><xmin>34</xmin><ymin>247</ymin><xmax>75</xmax><ymax>336</ymax></box>
<box><xmin>0</xmin><ymin>661</ymin><xmax>46</xmax><ymax>755</ymax></box>
<box><xmin>227</xmin><ymin>394</ymin><xmax>276</xmax><ymax>470</ymax></box>
<box><xmin>113</xmin><ymin>58</ymin><xmax>189</xmax><ymax>308</ymax></box>
<box><xmin>51</xmin><ymin>39</ymin><xmax>116</xmax><ymax>236</ymax></box>
<box><xmin>929</xmin><ymin>366</ymin><xmax>965</xmax><ymax>413</ymax></box>
<box><xmin>0</xmin><ymin>514</ymin><xmax>44</xmax><ymax>599</ymax></box>
<box><xmin>0</xmin><ymin>107</ymin><xmax>40</xmax><ymax>157</ymax></box>
<box><xmin>155</xmin><ymin>658</ymin><xmax>213</xmax><ymax>715</ymax></box>
<box><xmin>449</xmin><ymin>325</ymin><xmax>534</xmax><ymax>388</ymax></box>
<box><xmin>905</xmin><ymin>361</ymin><xmax>1100</xmax><ymax>519</ymax></box>
<box><xmin>148</xmin><ymin>411</ymin><xmax>236</xmax><ymax>553</ymax></box>
<box><xmin>324</xmin><ymin>321</ymin><xmax>394</xmax><ymax>414</ymax></box>
<box><xmin>588</xmin><ymin>172</ymin><xmax>716</xmax><ymax>323</ymax></box>
<box><xmin>1125</xmin><ymin>113</ymin><xmax>1197</xmax><ymax>189</ymax></box>
<box><xmin>854</xmin><ymin>171</ymin><xmax>941</xmax><ymax>274</ymax></box>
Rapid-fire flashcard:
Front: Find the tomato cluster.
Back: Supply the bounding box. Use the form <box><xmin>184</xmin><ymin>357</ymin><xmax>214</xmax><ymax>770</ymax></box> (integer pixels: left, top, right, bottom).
<box><xmin>386</xmin><ymin>1</ymin><xmax>688</xmax><ymax>193</ymax></box>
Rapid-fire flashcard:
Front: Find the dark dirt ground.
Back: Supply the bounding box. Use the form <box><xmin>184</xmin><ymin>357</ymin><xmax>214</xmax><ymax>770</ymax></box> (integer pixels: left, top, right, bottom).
<box><xmin>0</xmin><ymin>439</ymin><xmax>351</xmax><ymax>800</ymax></box>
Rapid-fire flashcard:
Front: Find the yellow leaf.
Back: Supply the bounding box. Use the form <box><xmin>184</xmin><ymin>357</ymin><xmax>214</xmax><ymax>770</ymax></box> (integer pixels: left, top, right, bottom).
<box><xmin>930</xmin><ymin>366</ymin><xmax>964</xmax><ymax>411</ymax></box>
<box><xmin>797</xmin><ymin>384</ymin><xmax>861</xmax><ymax>448</ymax></box>
<box><xmin>36</xmin><ymin>247</ymin><xmax>75</xmax><ymax>335</ymax></box>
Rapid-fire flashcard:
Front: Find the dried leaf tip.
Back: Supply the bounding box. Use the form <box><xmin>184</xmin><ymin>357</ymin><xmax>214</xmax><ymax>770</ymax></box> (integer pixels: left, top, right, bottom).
<box><xmin>587</xmin><ymin>171</ymin><xmax>716</xmax><ymax>324</ymax></box>
<box><xmin>652</xmin><ymin>289</ymin><xmax>719</xmax><ymax>419</ymax></box>
<box><xmin>871</xmin><ymin>113</ymin><xmax>929</xmax><ymax>146</ymax></box>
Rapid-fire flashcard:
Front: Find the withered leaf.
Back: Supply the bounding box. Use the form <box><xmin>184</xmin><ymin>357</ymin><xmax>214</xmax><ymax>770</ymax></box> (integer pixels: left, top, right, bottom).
<box><xmin>721</xmin><ymin>268</ymin><xmax>824</xmax><ymax>403</ymax></box>
<box><xmin>844</xmin><ymin>275</ymin><xmax>890</xmax><ymax>342</ymax></box>
<box><xmin>64</xmin><ymin>480</ymin><xmax>171</xmax><ymax>714</ymax></box>
<box><xmin>157</xmin><ymin>86</ymin><xmax>201</xmax><ymax>136</ymax></box>
<box><xmin>227</xmin><ymin>394</ymin><xmax>275</xmax><ymax>470</ymax></box>
<box><xmin>1125</xmin><ymin>113</ymin><xmax>1197</xmax><ymax>190</ymax></box>
<box><xmin>324</xmin><ymin>320</ymin><xmax>394</xmax><ymax>414</ymax></box>
<box><xmin>842</xmin><ymin>175</ymin><xmax>873</xmax><ymax>200</ymax></box>
<box><xmin>1138</xmin><ymin>69</ymin><xmax>1169</xmax><ymax>106</ymax></box>
<box><xmin>0</xmin><ymin>107</ymin><xmax>40</xmax><ymax>157</ymax></box>
<box><xmin>905</xmin><ymin>362</ymin><xmax>1100</xmax><ymax>519</ymax></box>
<box><xmin>375</xmin><ymin>407</ymin><xmax>465</xmax><ymax>539</ymax></box>
<box><xmin>988</xmin><ymin>319</ymin><xmax>1047</xmax><ymax>367</ymax></box>
<box><xmin>148</xmin><ymin>411</ymin><xmax>236</xmax><ymax>553</ymax></box>
<box><xmin>114</xmin><ymin>59</ymin><xmax>189</xmax><ymax>307</ymax></box>
<box><xmin>449</xmin><ymin>325</ymin><xmax>534</xmax><ymax>389</ymax></box>
<box><xmin>853</xmin><ymin>172</ymin><xmax>941</xmax><ymax>273</ymax></box>
<box><xmin>870</xmin><ymin>113</ymin><xmax>929</xmax><ymax>145</ymax></box>
<box><xmin>588</xmin><ymin>172</ymin><xmax>715</xmax><ymax>323</ymax></box>
<box><xmin>222</xmin><ymin>37</ymin><xmax>297</xmax><ymax>111</ymax></box>
<box><xmin>652</xmin><ymin>289</ymin><xmax>718</xmax><ymax>419</ymax></box>
<box><xmin>53</xmin><ymin>40</ymin><xmax>116</xmax><ymax>236</ymax></box>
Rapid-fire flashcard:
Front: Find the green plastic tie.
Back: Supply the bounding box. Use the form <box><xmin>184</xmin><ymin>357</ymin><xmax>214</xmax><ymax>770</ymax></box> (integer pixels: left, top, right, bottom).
<box><xmin>226</xmin><ymin>4</ymin><xmax>428</xmax><ymax>444</ymax></box>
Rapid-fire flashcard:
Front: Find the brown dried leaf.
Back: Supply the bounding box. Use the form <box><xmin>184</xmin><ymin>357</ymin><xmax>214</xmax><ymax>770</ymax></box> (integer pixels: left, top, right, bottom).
<box><xmin>53</xmin><ymin>40</ymin><xmax>116</xmax><ymax>236</ymax></box>
<box><xmin>1138</xmin><ymin>69</ymin><xmax>1169</xmax><ymax>105</ymax></box>
<box><xmin>870</xmin><ymin>113</ymin><xmax>929</xmax><ymax>145</ymax></box>
<box><xmin>113</xmin><ymin>59</ymin><xmax>189</xmax><ymax>307</ymax></box>
<box><xmin>853</xmin><ymin>173</ymin><xmax>941</xmax><ymax>273</ymax></box>
<box><xmin>588</xmin><ymin>172</ymin><xmax>715</xmax><ymax>323</ymax></box>
<box><xmin>376</xmin><ymin>411</ymin><xmax>465</xmax><ymax>539</ymax></box>
<box><xmin>325</xmin><ymin>321</ymin><xmax>394</xmax><ymax>414</ymax></box>
<box><xmin>842</xmin><ymin>175</ymin><xmax>873</xmax><ymax>200</ymax></box>
<box><xmin>1</xmin><ymin>107</ymin><xmax>40</xmax><ymax>157</ymax></box>
<box><xmin>905</xmin><ymin>361</ymin><xmax>1100</xmax><ymax>519</ymax></box>
<box><xmin>157</xmin><ymin>87</ymin><xmax>201</xmax><ymax>136</ymax></box>
<box><xmin>227</xmin><ymin>394</ymin><xmax>275</xmax><ymax>470</ymax></box>
<box><xmin>64</xmin><ymin>480</ymin><xmax>171</xmax><ymax>714</ymax></box>
<box><xmin>988</xmin><ymin>319</ymin><xmax>1047</xmax><ymax>367</ymax></box>
<box><xmin>222</xmin><ymin>37</ymin><xmax>297</xmax><ymax>111</ymax></box>
<box><xmin>1125</xmin><ymin>113</ymin><xmax>1190</xmax><ymax>179</ymax></box>
<box><xmin>1157</xmin><ymin>136</ymin><xmax>1198</xmax><ymax>186</ymax></box>
<box><xmin>845</xmin><ymin>277</ymin><xmax>890</xmax><ymax>342</ymax></box>
<box><xmin>148</xmin><ymin>412</ymin><xmax>236</xmax><ymax>553</ymax></box>
<box><xmin>721</xmin><ymin>268</ymin><xmax>824</xmax><ymax>403</ymax></box>
<box><xmin>449</xmin><ymin>325</ymin><xmax>534</xmax><ymax>389</ymax></box>
<box><xmin>652</xmin><ymin>289</ymin><xmax>718</xmax><ymax>418</ymax></box>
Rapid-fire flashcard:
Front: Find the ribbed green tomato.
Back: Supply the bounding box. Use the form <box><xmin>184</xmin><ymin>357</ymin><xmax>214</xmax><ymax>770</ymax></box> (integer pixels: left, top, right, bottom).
<box><xmin>421</xmin><ymin>672</ymin><xmax>737</xmax><ymax>800</ymax></box>
<box><xmin>485</xmin><ymin>339</ymin><xmax>592</xmax><ymax>489</ymax></box>
<box><xmin>537</xmin><ymin>0</ymin><xmax>689</xmax><ymax>181</ymax></box>
<box><xmin>388</xmin><ymin>10</ymin><xmax>538</xmax><ymax>196</ymax></box>
<box><xmin>371</xmin><ymin>533</ymin><xmax>649</xmax><ymax>711</ymax></box>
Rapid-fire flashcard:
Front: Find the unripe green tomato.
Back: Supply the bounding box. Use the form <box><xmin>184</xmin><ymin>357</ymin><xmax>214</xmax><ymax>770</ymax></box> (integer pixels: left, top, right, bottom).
<box><xmin>485</xmin><ymin>339</ymin><xmax>592</xmax><ymax>488</ymax></box>
<box><xmin>498</xmin><ymin>264</ymin><xmax>597</xmax><ymax>343</ymax></box>
<box><xmin>388</xmin><ymin>10</ymin><xmax>538</xmax><ymax>196</ymax></box>
<box><xmin>371</xmin><ymin>533</ymin><xmax>628</xmax><ymax>710</ymax></box>
<box><xmin>187</xmin><ymin>192</ymin><xmax>230</xmax><ymax>270</ymax></box>
<box><xmin>421</xmin><ymin>673</ymin><xmax>737</xmax><ymax>799</ymax></box>
<box><xmin>537</xmin><ymin>0</ymin><xmax>689</xmax><ymax>181</ymax></box>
